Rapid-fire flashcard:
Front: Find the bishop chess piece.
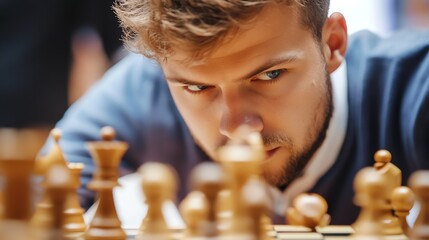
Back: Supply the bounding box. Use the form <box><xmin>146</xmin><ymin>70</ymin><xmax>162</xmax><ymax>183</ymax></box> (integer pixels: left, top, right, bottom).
<box><xmin>32</xmin><ymin>128</ymin><xmax>69</xmax><ymax>229</ymax></box>
<box><xmin>85</xmin><ymin>126</ymin><xmax>128</xmax><ymax>240</ymax></box>
<box><xmin>372</xmin><ymin>149</ymin><xmax>403</xmax><ymax>235</ymax></box>
<box><xmin>137</xmin><ymin>162</ymin><xmax>178</xmax><ymax>240</ymax></box>
<box><xmin>286</xmin><ymin>193</ymin><xmax>331</xmax><ymax>230</ymax></box>
<box><xmin>408</xmin><ymin>170</ymin><xmax>429</xmax><ymax>240</ymax></box>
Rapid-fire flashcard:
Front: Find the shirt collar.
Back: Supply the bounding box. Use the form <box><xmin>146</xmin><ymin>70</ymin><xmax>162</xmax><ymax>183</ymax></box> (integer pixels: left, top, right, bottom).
<box><xmin>270</xmin><ymin>60</ymin><xmax>349</xmax><ymax>214</ymax></box>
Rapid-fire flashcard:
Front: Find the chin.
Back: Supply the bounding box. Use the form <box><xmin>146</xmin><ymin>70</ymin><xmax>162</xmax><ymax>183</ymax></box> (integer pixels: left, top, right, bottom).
<box><xmin>261</xmin><ymin>156</ymin><xmax>288</xmax><ymax>187</ymax></box>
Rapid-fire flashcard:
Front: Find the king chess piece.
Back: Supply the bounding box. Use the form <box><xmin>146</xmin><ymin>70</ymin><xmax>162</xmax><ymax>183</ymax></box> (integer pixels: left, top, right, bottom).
<box><xmin>216</xmin><ymin>132</ymin><xmax>266</xmax><ymax>239</ymax></box>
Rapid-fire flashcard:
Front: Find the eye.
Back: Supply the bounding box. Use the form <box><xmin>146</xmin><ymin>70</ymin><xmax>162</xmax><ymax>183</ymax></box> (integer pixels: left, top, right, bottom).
<box><xmin>255</xmin><ymin>69</ymin><xmax>285</xmax><ymax>81</ymax></box>
<box><xmin>185</xmin><ymin>85</ymin><xmax>210</xmax><ymax>93</ymax></box>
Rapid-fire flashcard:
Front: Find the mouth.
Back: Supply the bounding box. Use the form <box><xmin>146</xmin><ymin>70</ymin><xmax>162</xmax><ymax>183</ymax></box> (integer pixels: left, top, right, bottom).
<box><xmin>265</xmin><ymin>147</ymin><xmax>280</xmax><ymax>159</ymax></box>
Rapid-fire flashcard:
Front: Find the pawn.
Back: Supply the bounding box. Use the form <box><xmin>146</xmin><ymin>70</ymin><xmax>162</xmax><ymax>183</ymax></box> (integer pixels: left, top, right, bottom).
<box><xmin>373</xmin><ymin>149</ymin><xmax>402</xmax><ymax>191</ymax></box>
<box><xmin>286</xmin><ymin>193</ymin><xmax>330</xmax><ymax>230</ymax></box>
<box><xmin>372</xmin><ymin>149</ymin><xmax>403</xmax><ymax>235</ymax></box>
<box><xmin>242</xmin><ymin>177</ymin><xmax>271</xmax><ymax>240</ymax></box>
<box><xmin>391</xmin><ymin>186</ymin><xmax>415</xmax><ymax>235</ymax></box>
<box><xmin>44</xmin><ymin>165</ymin><xmax>74</xmax><ymax>240</ymax></box>
<box><xmin>351</xmin><ymin>167</ymin><xmax>386</xmax><ymax>240</ymax></box>
<box><xmin>63</xmin><ymin>163</ymin><xmax>86</xmax><ymax>238</ymax></box>
<box><xmin>179</xmin><ymin>191</ymin><xmax>210</xmax><ymax>239</ymax></box>
<box><xmin>189</xmin><ymin>162</ymin><xmax>226</xmax><ymax>237</ymax></box>
<box><xmin>408</xmin><ymin>170</ymin><xmax>429</xmax><ymax>240</ymax></box>
<box><xmin>137</xmin><ymin>162</ymin><xmax>178</xmax><ymax>240</ymax></box>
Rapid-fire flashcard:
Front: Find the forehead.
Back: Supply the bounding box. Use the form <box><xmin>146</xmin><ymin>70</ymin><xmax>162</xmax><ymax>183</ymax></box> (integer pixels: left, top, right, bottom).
<box><xmin>210</xmin><ymin>4</ymin><xmax>301</xmax><ymax>59</ymax></box>
<box><xmin>169</xmin><ymin>3</ymin><xmax>302</xmax><ymax>60</ymax></box>
<box><xmin>163</xmin><ymin>3</ymin><xmax>313</xmax><ymax>77</ymax></box>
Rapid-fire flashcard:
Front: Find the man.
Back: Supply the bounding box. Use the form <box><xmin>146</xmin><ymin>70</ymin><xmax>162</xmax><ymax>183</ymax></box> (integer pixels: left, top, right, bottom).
<box><xmin>48</xmin><ymin>0</ymin><xmax>429</xmax><ymax>224</ymax></box>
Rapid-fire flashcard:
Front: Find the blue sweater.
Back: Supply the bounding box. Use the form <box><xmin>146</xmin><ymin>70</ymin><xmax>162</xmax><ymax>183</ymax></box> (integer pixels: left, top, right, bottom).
<box><xmin>50</xmin><ymin>30</ymin><xmax>429</xmax><ymax>224</ymax></box>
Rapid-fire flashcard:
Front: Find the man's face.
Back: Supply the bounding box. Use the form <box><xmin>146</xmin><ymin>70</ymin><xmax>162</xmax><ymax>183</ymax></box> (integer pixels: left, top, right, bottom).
<box><xmin>162</xmin><ymin>4</ymin><xmax>334</xmax><ymax>188</ymax></box>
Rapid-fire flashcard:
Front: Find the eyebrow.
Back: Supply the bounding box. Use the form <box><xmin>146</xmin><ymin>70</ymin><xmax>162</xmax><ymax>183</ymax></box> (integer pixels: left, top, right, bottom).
<box><xmin>239</xmin><ymin>54</ymin><xmax>299</xmax><ymax>81</ymax></box>
<box><xmin>165</xmin><ymin>54</ymin><xmax>300</xmax><ymax>86</ymax></box>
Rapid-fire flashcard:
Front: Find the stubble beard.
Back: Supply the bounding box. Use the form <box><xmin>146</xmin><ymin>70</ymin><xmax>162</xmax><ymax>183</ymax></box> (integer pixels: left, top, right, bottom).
<box><xmin>190</xmin><ymin>73</ymin><xmax>333</xmax><ymax>190</ymax></box>
<box><xmin>265</xmin><ymin>72</ymin><xmax>334</xmax><ymax>190</ymax></box>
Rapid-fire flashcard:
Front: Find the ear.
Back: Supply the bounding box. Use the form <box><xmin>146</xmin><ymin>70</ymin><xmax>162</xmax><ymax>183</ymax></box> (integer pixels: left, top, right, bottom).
<box><xmin>321</xmin><ymin>12</ymin><xmax>348</xmax><ymax>73</ymax></box>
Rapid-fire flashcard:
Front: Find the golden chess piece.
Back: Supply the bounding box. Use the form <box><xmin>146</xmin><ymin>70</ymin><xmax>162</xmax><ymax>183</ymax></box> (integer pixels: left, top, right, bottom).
<box><xmin>286</xmin><ymin>193</ymin><xmax>331</xmax><ymax>231</ymax></box>
<box><xmin>85</xmin><ymin>126</ymin><xmax>128</xmax><ymax>240</ymax></box>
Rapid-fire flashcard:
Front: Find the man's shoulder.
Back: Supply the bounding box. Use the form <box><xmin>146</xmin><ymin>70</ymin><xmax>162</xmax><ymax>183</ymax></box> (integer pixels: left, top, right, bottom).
<box><xmin>103</xmin><ymin>53</ymin><xmax>164</xmax><ymax>83</ymax></box>
<box><xmin>348</xmin><ymin>30</ymin><xmax>429</xmax><ymax>60</ymax></box>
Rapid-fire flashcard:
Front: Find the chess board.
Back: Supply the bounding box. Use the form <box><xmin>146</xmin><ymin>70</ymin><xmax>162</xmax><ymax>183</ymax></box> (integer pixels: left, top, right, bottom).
<box><xmin>123</xmin><ymin>225</ymin><xmax>409</xmax><ymax>240</ymax></box>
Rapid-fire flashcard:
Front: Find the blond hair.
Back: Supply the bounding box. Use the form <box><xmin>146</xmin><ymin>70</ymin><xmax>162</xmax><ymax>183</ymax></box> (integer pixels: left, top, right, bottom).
<box><xmin>114</xmin><ymin>0</ymin><xmax>330</xmax><ymax>61</ymax></box>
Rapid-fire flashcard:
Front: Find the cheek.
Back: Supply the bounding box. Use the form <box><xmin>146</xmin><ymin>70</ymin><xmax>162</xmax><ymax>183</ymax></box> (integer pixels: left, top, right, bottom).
<box><xmin>261</xmin><ymin>71</ymin><xmax>328</xmax><ymax>145</ymax></box>
<box><xmin>168</xmin><ymin>86</ymin><xmax>221</xmax><ymax>153</ymax></box>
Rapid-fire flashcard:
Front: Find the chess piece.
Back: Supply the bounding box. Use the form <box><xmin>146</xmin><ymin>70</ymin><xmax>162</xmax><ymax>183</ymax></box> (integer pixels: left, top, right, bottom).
<box><xmin>408</xmin><ymin>170</ymin><xmax>429</xmax><ymax>240</ymax></box>
<box><xmin>85</xmin><ymin>126</ymin><xmax>128</xmax><ymax>240</ymax></box>
<box><xmin>179</xmin><ymin>191</ymin><xmax>210</xmax><ymax>239</ymax></box>
<box><xmin>189</xmin><ymin>162</ymin><xmax>226</xmax><ymax>237</ymax></box>
<box><xmin>0</xmin><ymin>128</ymin><xmax>50</xmax><ymax>240</ymax></box>
<box><xmin>0</xmin><ymin>128</ymin><xmax>49</xmax><ymax>220</ymax></box>
<box><xmin>63</xmin><ymin>162</ymin><xmax>87</xmax><ymax>238</ymax></box>
<box><xmin>351</xmin><ymin>167</ymin><xmax>387</xmax><ymax>240</ymax></box>
<box><xmin>286</xmin><ymin>193</ymin><xmax>330</xmax><ymax>230</ymax></box>
<box><xmin>0</xmin><ymin>155</ymin><xmax>35</xmax><ymax>221</ymax></box>
<box><xmin>372</xmin><ymin>149</ymin><xmax>403</xmax><ymax>235</ymax></box>
<box><xmin>44</xmin><ymin>164</ymin><xmax>74</xmax><ymax>240</ymax></box>
<box><xmin>137</xmin><ymin>162</ymin><xmax>178</xmax><ymax>240</ymax></box>
<box><xmin>242</xmin><ymin>177</ymin><xmax>271</xmax><ymax>240</ymax></box>
<box><xmin>216</xmin><ymin>189</ymin><xmax>233</xmax><ymax>232</ymax></box>
<box><xmin>391</xmin><ymin>186</ymin><xmax>415</xmax><ymax>235</ymax></box>
<box><xmin>34</xmin><ymin>128</ymin><xmax>68</xmax><ymax>174</ymax></box>
<box><xmin>32</xmin><ymin>128</ymin><xmax>69</xmax><ymax>229</ymax></box>
<box><xmin>216</xmin><ymin>133</ymin><xmax>265</xmax><ymax>237</ymax></box>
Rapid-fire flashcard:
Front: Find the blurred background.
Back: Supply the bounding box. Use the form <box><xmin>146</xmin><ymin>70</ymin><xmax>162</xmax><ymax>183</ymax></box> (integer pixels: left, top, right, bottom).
<box><xmin>330</xmin><ymin>0</ymin><xmax>429</xmax><ymax>36</ymax></box>
<box><xmin>0</xmin><ymin>0</ymin><xmax>124</xmax><ymax>128</ymax></box>
<box><xmin>0</xmin><ymin>0</ymin><xmax>428</xmax><ymax>129</ymax></box>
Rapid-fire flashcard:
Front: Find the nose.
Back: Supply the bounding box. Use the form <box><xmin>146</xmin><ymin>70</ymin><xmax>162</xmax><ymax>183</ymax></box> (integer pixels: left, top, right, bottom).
<box><xmin>219</xmin><ymin>113</ymin><xmax>263</xmax><ymax>140</ymax></box>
